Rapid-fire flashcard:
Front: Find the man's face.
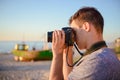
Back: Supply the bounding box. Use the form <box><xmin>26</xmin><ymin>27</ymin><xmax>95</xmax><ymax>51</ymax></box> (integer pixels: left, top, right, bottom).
<box><xmin>70</xmin><ymin>20</ymin><xmax>86</xmax><ymax>49</ymax></box>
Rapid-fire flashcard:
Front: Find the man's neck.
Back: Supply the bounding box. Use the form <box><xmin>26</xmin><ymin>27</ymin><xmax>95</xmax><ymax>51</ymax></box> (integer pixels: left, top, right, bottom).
<box><xmin>86</xmin><ymin>35</ymin><xmax>103</xmax><ymax>50</ymax></box>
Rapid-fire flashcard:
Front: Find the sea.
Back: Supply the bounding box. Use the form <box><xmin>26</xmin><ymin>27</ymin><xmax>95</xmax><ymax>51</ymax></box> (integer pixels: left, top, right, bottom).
<box><xmin>0</xmin><ymin>41</ymin><xmax>52</xmax><ymax>53</ymax></box>
<box><xmin>0</xmin><ymin>41</ymin><xmax>115</xmax><ymax>54</ymax></box>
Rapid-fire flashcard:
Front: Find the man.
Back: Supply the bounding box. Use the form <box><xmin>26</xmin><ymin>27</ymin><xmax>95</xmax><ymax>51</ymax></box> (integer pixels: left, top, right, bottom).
<box><xmin>49</xmin><ymin>7</ymin><xmax>120</xmax><ymax>80</ymax></box>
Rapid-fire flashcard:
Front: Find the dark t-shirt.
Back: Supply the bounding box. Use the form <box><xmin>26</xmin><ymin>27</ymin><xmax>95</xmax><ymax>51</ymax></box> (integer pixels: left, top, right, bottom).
<box><xmin>68</xmin><ymin>48</ymin><xmax>120</xmax><ymax>80</ymax></box>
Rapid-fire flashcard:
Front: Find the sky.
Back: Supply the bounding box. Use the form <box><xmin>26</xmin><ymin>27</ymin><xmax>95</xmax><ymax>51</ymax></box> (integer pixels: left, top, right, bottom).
<box><xmin>0</xmin><ymin>0</ymin><xmax>120</xmax><ymax>42</ymax></box>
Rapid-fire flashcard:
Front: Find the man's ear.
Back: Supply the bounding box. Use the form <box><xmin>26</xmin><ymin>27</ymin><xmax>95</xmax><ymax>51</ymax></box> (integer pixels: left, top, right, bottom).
<box><xmin>82</xmin><ymin>22</ymin><xmax>90</xmax><ymax>32</ymax></box>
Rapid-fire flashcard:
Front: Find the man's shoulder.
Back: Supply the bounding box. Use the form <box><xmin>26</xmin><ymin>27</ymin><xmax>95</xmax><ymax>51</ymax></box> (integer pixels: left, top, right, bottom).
<box><xmin>82</xmin><ymin>48</ymin><xmax>119</xmax><ymax>66</ymax></box>
<box><xmin>84</xmin><ymin>48</ymin><xmax>116</xmax><ymax>61</ymax></box>
<box><xmin>68</xmin><ymin>48</ymin><xmax>120</xmax><ymax>80</ymax></box>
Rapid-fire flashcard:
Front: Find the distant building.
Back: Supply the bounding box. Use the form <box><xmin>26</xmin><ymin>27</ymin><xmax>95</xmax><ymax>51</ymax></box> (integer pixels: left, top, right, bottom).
<box><xmin>115</xmin><ymin>38</ymin><xmax>120</xmax><ymax>47</ymax></box>
<box><xmin>115</xmin><ymin>38</ymin><xmax>120</xmax><ymax>53</ymax></box>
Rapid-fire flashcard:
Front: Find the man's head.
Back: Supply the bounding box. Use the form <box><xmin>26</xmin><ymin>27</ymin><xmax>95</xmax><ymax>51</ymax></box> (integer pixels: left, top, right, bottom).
<box><xmin>69</xmin><ymin>7</ymin><xmax>104</xmax><ymax>49</ymax></box>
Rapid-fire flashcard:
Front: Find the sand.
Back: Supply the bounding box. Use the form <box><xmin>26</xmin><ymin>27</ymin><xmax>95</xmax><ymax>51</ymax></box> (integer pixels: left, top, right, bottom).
<box><xmin>0</xmin><ymin>53</ymin><xmax>120</xmax><ymax>80</ymax></box>
<box><xmin>0</xmin><ymin>53</ymin><xmax>51</xmax><ymax>80</ymax></box>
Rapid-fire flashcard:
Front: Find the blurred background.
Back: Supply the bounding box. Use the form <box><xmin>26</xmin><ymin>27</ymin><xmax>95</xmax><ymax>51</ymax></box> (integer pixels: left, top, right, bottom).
<box><xmin>0</xmin><ymin>1</ymin><xmax>120</xmax><ymax>80</ymax></box>
<box><xmin>0</xmin><ymin>0</ymin><xmax>120</xmax><ymax>53</ymax></box>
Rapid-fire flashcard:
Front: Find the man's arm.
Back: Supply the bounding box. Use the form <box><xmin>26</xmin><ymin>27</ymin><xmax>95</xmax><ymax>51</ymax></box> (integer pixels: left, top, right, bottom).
<box><xmin>63</xmin><ymin>47</ymin><xmax>73</xmax><ymax>80</ymax></box>
<box><xmin>49</xmin><ymin>30</ymin><xmax>65</xmax><ymax>80</ymax></box>
<box><xmin>49</xmin><ymin>54</ymin><xmax>63</xmax><ymax>80</ymax></box>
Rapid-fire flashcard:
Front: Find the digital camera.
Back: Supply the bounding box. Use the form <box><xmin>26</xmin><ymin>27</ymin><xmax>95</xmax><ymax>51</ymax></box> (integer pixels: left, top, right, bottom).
<box><xmin>47</xmin><ymin>27</ymin><xmax>75</xmax><ymax>46</ymax></box>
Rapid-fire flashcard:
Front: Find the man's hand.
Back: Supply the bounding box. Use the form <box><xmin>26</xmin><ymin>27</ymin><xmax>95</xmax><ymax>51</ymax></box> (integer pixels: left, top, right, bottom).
<box><xmin>52</xmin><ymin>30</ymin><xmax>65</xmax><ymax>56</ymax></box>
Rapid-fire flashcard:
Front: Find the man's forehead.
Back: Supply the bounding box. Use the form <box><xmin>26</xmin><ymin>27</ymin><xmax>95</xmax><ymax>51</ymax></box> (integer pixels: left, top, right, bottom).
<box><xmin>70</xmin><ymin>20</ymin><xmax>78</xmax><ymax>27</ymax></box>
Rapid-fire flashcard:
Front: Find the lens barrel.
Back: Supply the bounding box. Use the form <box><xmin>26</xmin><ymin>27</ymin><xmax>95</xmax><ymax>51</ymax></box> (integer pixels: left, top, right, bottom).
<box><xmin>47</xmin><ymin>31</ymin><xmax>53</xmax><ymax>42</ymax></box>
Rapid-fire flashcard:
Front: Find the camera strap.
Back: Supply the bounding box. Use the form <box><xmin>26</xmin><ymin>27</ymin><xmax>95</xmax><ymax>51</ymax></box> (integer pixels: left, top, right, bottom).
<box><xmin>84</xmin><ymin>41</ymin><xmax>107</xmax><ymax>55</ymax></box>
<box><xmin>67</xmin><ymin>41</ymin><xmax>107</xmax><ymax>67</ymax></box>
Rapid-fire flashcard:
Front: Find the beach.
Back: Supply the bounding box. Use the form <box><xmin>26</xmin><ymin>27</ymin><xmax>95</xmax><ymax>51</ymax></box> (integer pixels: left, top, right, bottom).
<box><xmin>0</xmin><ymin>53</ymin><xmax>120</xmax><ymax>80</ymax></box>
<box><xmin>0</xmin><ymin>53</ymin><xmax>51</xmax><ymax>80</ymax></box>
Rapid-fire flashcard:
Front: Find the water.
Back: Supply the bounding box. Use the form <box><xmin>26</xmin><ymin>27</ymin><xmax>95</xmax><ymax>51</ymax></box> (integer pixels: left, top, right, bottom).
<box><xmin>0</xmin><ymin>41</ymin><xmax>114</xmax><ymax>53</ymax></box>
<box><xmin>0</xmin><ymin>41</ymin><xmax>51</xmax><ymax>53</ymax></box>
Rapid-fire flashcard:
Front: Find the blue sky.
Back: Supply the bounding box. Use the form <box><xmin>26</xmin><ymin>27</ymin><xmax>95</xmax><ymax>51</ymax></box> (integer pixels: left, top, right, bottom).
<box><xmin>0</xmin><ymin>0</ymin><xmax>120</xmax><ymax>42</ymax></box>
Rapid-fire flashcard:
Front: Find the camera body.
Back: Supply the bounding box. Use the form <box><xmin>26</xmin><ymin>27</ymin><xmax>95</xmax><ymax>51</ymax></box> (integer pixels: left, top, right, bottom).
<box><xmin>47</xmin><ymin>27</ymin><xmax>75</xmax><ymax>46</ymax></box>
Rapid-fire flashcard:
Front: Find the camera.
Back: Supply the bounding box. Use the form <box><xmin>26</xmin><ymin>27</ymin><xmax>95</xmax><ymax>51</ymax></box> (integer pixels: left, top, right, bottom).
<box><xmin>47</xmin><ymin>27</ymin><xmax>75</xmax><ymax>46</ymax></box>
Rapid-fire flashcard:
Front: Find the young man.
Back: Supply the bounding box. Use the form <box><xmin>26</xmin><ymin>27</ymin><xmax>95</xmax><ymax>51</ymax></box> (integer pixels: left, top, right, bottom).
<box><xmin>49</xmin><ymin>7</ymin><xmax>120</xmax><ymax>80</ymax></box>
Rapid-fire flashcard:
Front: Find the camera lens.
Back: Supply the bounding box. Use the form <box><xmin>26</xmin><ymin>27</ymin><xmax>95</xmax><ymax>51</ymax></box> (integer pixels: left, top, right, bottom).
<box><xmin>47</xmin><ymin>31</ymin><xmax>53</xmax><ymax>42</ymax></box>
<box><xmin>47</xmin><ymin>27</ymin><xmax>75</xmax><ymax>46</ymax></box>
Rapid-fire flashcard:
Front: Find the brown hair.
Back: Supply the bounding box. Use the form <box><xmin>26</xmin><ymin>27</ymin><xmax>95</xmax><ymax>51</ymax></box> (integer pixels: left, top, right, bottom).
<box><xmin>69</xmin><ymin>7</ymin><xmax>104</xmax><ymax>33</ymax></box>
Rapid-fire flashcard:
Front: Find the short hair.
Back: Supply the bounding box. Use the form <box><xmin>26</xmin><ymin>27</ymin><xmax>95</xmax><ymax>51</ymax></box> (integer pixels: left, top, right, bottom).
<box><xmin>69</xmin><ymin>7</ymin><xmax>104</xmax><ymax>33</ymax></box>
